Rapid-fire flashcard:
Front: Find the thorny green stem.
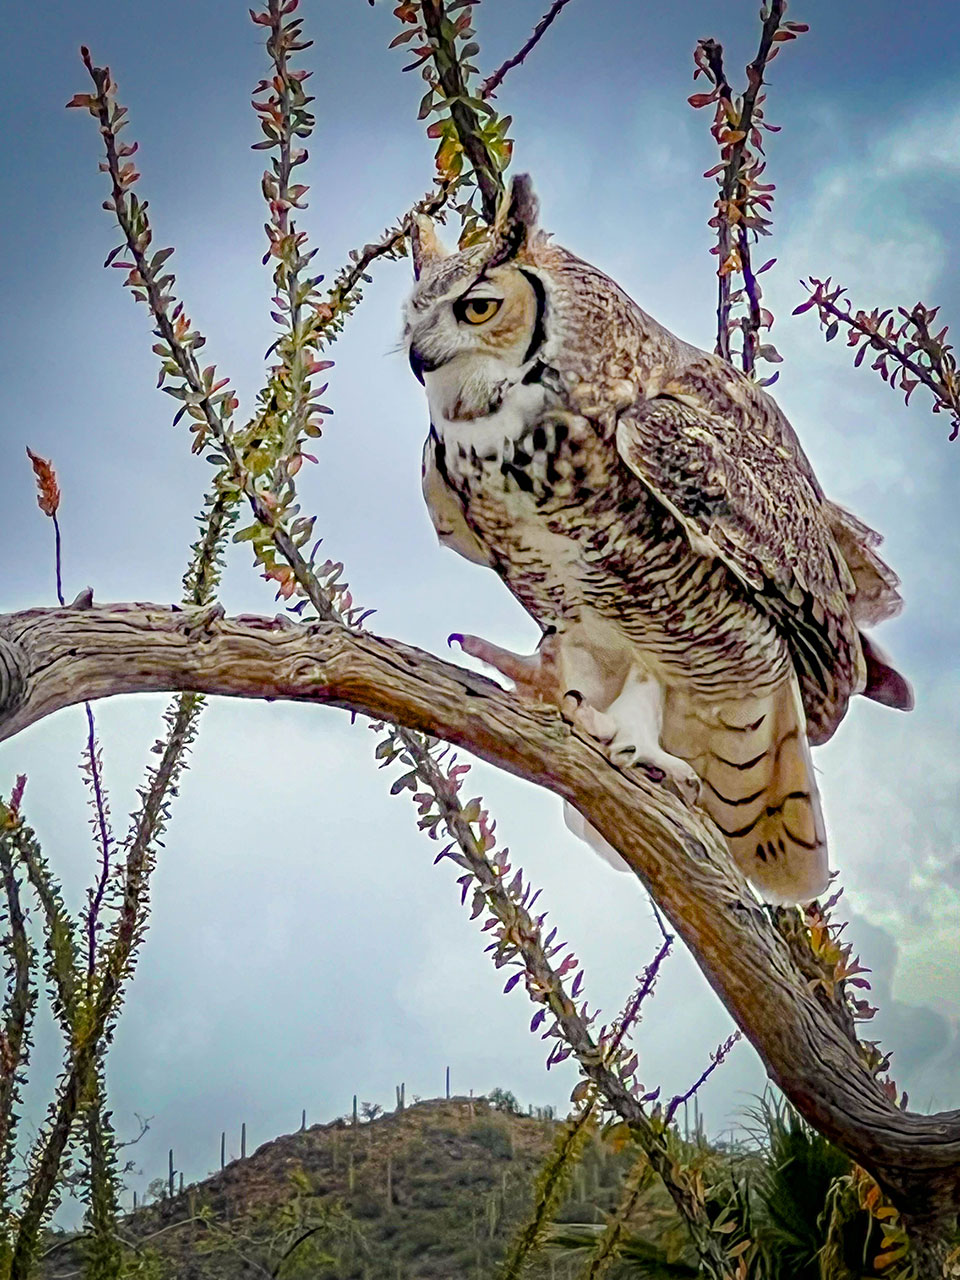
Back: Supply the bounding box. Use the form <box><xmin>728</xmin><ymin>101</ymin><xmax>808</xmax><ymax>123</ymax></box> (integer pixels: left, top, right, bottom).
<box><xmin>706</xmin><ymin>0</ymin><xmax>785</xmax><ymax>367</ymax></box>
<box><xmin>580</xmin><ymin>1153</ymin><xmax>655</xmax><ymax>1280</ymax></box>
<box><xmin>16</xmin><ymin>829</ymin><xmax>79</xmax><ymax>1030</ymax></box>
<box><xmin>83</xmin><ymin>51</ymin><xmax>336</xmax><ymax>624</ymax></box>
<box><xmin>411</xmin><ymin>746</ymin><xmax>731</xmax><ymax>1275</ymax></box>
<box><xmin>10</xmin><ymin>698</ymin><xmax>199</xmax><ymax>1278</ymax></box>
<box><xmin>807</xmin><ymin>291</ymin><xmax>960</xmax><ymax>440</ymax></box>
<box><xmin>498</xmin><ymin>1101</ymin><xmax>596</xmax><ymax>1280</ymax></box>
<box><xmin>265</xmin><ymin>0</ymin><xmax>309</xmax><ymax>455</ymax></box>
<box><xmin>84</xmin><ymin>702</ymin><xmax>112</xmax><ymax>994</ymax></box>
<box><xmin>0</xmin><ymin>826</ymin><xmax>34</xmax><ymax>1219</ymax></box>
<box><xmin>83</xmin><ymin>1068</ymin><xmax>123</xmax><ymax>1278</ymax></box>
<box><xmin>480</xmin><ymin>0</ymin><xmax>576</xmax><ymax>99</ymax></box>
<box><xmin>421</xmin><ymin>0</ymin><xmax>503</xmax><ymax>221</ymax></box>
<box><xmin>500</xmin><ymin>933</ymin><xmax>673</xmax><ymax>1280</ymax></box>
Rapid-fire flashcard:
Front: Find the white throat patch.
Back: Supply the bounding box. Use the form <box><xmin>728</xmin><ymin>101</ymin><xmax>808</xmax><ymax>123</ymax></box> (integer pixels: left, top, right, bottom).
<box><xmin>426</xmin><ymin>356</ymin><xmax>547</xmax><ymax>460</ymax></box>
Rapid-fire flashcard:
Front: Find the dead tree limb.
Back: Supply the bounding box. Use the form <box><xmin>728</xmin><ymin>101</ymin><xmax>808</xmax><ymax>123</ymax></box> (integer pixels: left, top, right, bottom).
<box><xmin>1</xmin><ymin>600</ymin><xmax>958</xmax><ymax>1234</ymax></box>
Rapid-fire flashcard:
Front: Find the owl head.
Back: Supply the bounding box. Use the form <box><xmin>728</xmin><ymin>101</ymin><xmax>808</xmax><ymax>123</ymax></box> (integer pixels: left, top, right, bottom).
<box><xmin>404</xmin><ymin>175</ymin><xmax>553</xmax><ymax>394</ymax></box>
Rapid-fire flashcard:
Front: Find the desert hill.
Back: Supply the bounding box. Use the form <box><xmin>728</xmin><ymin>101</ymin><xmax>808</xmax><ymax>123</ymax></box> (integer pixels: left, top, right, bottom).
<box><xmin>44</xmin><ymin>1094</ymin><xmax>633</xmax><ymax>1278</ymax></box>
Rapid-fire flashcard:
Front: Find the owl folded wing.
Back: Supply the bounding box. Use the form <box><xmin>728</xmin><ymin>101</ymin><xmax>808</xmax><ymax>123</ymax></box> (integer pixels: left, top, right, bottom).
<box><xmin>614</xmin><ymin>394</ymin><xmax>861</xmax><ymax>738</ymax></box>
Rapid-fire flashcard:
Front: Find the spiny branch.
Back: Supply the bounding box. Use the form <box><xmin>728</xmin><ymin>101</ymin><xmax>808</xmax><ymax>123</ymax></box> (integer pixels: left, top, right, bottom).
<box><xmin>480</xmin><ymin>0</ymin><xmax>575</xmax><ymax>99</ymax></box>
<box><xmin>323</xmin><ymin>181</ymin><xmax>452</xmax><ymax>332</ymax></box>
<box><xmin>73</xmin><ymin>48</ymin><xmax>341</xmax><ymax>624</ymax></box>
<box><xmin>498</xmin><ymin>1100</ymin><xmax>597</xmax><ymax>1279</ymax></box>
<box><xmin>0</xmin><ymin>812</ymin><xmax>36</xmax><ymax>1217</ymax></box>
<box><xmin>795</xmin><ymin>280</ymin><xmax>960</xmax><ymax>440</ymax></box>
<box><xmin>664</xmin><ymin>1032</ymin><xmax>741</xmax><ymax>1125</ymax></box>
<box><xmin>578</xmin><ymin>1151</ymin><xmax>657</xmax><ymax>1280</ymax></box>
<box><xmin>690</xmin><ymin>1</ymin><xmax>807</xmax><ymax>379</ymax></box>
<box><xmin>420</xmin><ymin>0</ymin><xmax>504</xmax><ymax>221</ymax></box>
<box><xmin>82</xmin><ymin>703</ymin><xmax>113</xmax><ymax>991</ymax></box>
<box><xmin>392</xmin><ymin>0</ymin><xmax>513</xmax><ymax>240</ymax></box>
<box><xmin>406</xmin><ymin>743</ymin><xmax>730</xmax><ymax>1269</ymax></box>
<box><xmin>499</xmin><ymin>932</ymin><xmax>674</xmax><ymax>1277</ymax></box>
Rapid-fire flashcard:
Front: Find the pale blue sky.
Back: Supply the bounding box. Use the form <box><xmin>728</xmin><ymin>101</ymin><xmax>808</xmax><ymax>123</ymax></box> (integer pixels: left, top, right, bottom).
<box><xmin>2</xmin><ymin>0</ymin><xmax>959</xmax><ymax>1216</ymax></box>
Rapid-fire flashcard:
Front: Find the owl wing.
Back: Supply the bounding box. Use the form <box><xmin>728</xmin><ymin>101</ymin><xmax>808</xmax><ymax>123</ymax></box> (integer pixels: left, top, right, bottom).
<box><xmin>615</xmin><ymin>392</ymin><xmax>862</xmax><ymax>901</ymax></box>
<box><xmin>614</xmin><ymin>393</ymin><xmax>861</xmax><ymax>740</ymax></box>
<box><xmin>421</xmin><ymin>430</ymin><xmax>495</xmax><ymax>568</ymax></box>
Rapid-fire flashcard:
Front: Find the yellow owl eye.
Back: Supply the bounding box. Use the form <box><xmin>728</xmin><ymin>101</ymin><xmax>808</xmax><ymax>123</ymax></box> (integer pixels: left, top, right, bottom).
<box><xmin>456</xmin><ymin>297</ymin><xmax>502</xmax><ymax>325</ymax></box>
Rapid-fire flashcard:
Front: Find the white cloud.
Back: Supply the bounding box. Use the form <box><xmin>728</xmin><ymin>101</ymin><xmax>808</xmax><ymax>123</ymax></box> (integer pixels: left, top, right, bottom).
<box><xmin>880</xmin><ymin>104</ymin><xmax>960</xmax><ymax>177</ymax></box>
<box><xmin>771</xmin><ymin>104</ymin><xmax>960</xmax><ymax>311</ymax></box>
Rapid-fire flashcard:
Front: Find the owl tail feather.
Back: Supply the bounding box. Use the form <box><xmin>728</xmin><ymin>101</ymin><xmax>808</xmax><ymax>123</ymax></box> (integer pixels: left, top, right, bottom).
<box><xmin>562</xmin><ymin>802</ymin><xmax>632</xmax><ymax>874</ymax></box>
<box><xmin>662</xmin><ymin>678</ymin><xmax>829</xmax><ymax>904</ymax></box>
<box><xmin>860</xmin><ymin>631</ymin><xmax>914</xmax><ymax>711</ymax></box>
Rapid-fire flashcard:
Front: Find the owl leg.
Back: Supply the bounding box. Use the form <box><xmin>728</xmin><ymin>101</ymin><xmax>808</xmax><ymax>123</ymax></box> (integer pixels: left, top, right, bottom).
<box><xmin>449</xmin><ymin>630</ymin><xmax>618</xmax><ymax>725</ymax></box>
<box><xmin>604</xmin><ymin>667</ymin><xmax>701</xmax><ymax>805</ymax></box>
<box><xmin>448</xmin><ymin>632</ymin><xmax>559</xmax><ymax>699</ymax></box>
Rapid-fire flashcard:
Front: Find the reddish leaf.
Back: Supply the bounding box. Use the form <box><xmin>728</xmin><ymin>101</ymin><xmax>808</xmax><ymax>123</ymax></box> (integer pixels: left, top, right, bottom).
<box><xmin>8</xmin><ymin>774</ymin><xmax>26</xmax><ymax>817</ymax></box>
<box><xmin>26</xmin><ymin>448</ymin><xmax>61</xmax><ymax>517</ymax></box>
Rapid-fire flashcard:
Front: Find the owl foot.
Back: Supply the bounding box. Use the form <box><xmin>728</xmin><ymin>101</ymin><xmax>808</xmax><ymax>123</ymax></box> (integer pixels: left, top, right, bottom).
<box><xmin>448</xmin><ymin>633</ymin><xmax>560</xmax><ymax>700</ymax></box>
<box><xmin>596</xmin><ymin>666</ymin><xmax>701</xmax><ymax>806</ymax></box>
<box><xmin>559</xmin><ymin>689</ymin><xmax>699</xmax><ymax>802</ymax></box>
<box><xmin>610</xmin><ymin>739</ymin><xmax>702</xmax><ymax>806</ymax></box>
<box><xmin>560</xmin><ymin>690</ymin><xmax>618</xmax><ymax>742</ymax></box>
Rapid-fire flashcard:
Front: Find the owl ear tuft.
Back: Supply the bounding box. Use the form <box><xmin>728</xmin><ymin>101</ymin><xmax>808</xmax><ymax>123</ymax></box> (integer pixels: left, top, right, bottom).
<box><xmin>490</xmin><ymin>174</ymin><xmax>540</xmax><ymax>264</ymax></box>
<box><xmin>410</xmin><ymin>215</ymin><xmax>449</xmax><ymax>280</ymax></box>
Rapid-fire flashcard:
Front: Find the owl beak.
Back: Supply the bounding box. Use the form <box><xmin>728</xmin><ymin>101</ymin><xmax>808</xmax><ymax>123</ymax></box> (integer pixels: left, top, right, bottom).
<box><xmin>408</xmin><ymin>345</ymin><xmax>439</xmax><ymax>385</ymax></box>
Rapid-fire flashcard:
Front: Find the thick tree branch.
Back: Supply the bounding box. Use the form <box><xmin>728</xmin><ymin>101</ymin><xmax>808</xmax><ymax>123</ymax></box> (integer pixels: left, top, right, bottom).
<box><xmin>1</xmin><ymin>601</ymin><xmax>959</xmax><ymax>1225</ymax></box>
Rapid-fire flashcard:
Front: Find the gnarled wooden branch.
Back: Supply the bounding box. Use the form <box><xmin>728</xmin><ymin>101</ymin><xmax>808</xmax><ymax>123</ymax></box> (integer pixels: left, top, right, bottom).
<box><xmin>1</xmin><ymin>601</ymin><xmax>959</xmax><ymax>1226</ymax></box>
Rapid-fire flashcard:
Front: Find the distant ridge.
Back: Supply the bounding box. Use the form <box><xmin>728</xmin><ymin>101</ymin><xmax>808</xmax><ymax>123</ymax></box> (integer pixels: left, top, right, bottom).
<box><xmin>43</xmin><ymin>1096</ymin><xmax>579</xmax><ymax>1279</ymax></box>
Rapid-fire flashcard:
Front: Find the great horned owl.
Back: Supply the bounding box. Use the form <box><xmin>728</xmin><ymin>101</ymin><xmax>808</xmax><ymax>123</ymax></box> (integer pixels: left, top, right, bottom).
<box><xmin>404</xmin><ymin>175</ymin><xmax>912</xmax><ymax>903</ymax></box>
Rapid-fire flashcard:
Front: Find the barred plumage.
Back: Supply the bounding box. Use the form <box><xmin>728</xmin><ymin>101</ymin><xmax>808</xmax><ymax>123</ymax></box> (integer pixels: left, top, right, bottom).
<box><xmin>405</xmin><ymin>176</ymin><xmax>912</xmax><ymax>902</ymax></box>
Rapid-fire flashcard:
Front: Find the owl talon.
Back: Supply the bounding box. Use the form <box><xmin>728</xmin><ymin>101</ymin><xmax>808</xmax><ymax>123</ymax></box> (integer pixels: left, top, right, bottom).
<box><xmin>624</xmin><ymin>752</ymin><xmax>701</xmax><ymax>806</ymax></box>
<box><xmin>450</xmin><ymin>631</ymin><xmax>557</xmax><ymax>699</ymax></box>
<box><xmin>563</xmin><ymin>696</ymin><xmax>617</xmax><ymax>744</ymax></box>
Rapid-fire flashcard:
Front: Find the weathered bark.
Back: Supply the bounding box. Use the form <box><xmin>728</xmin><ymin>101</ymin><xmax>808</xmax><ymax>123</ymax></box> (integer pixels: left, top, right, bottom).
<box><xmin>1</xmin><ymin>601</ymin><xmax>959</xmax><ymax>1240</ymax></box>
